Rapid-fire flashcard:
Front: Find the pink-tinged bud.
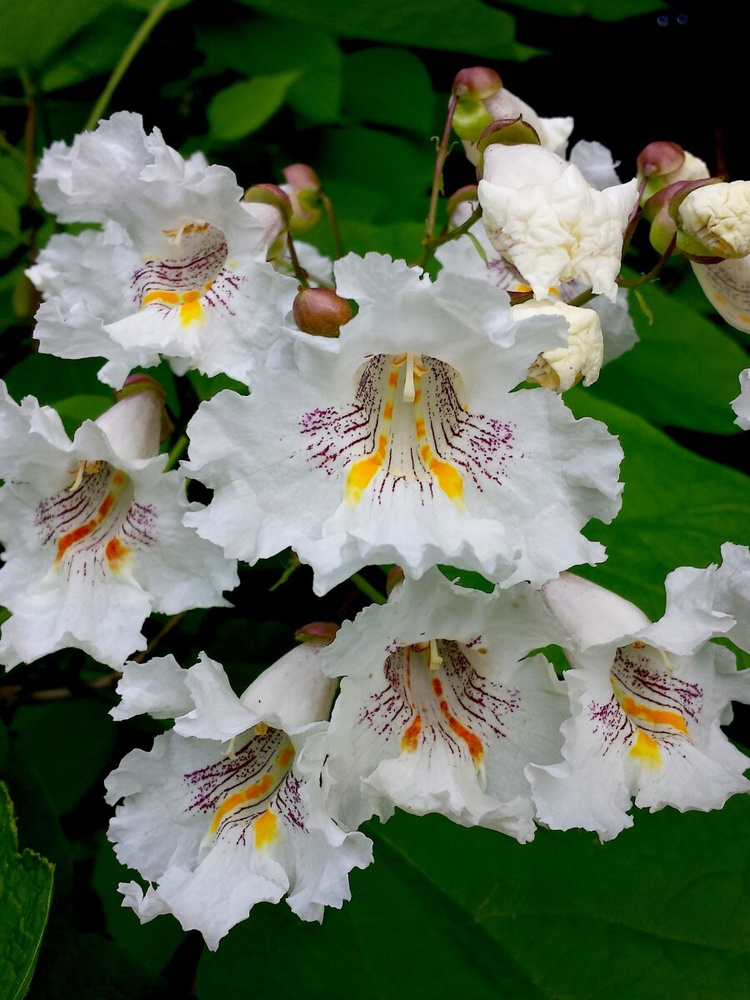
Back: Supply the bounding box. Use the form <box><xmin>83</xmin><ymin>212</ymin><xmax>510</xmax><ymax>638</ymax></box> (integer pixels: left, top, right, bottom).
<box><xmin>293</xmin><ymin>287</ymin><xmax>352</xmax><ymax>338</ymax></box>
<box><xmin>99</xmin><ymin>375</ymin><xmax>172</xmax><ymax>460</ymax></box>
<box><xmin>385</xmin><ymin>565</ymin><xmax>404</xmax><ymax>596</ymax></box>
<box><xmin>446</xmin><ymin>184</ymin><xmax>478</xmax><ymax>220</ymax></box>
<box><xmin>637</xmin><ymin>141</ymin><xmax>685</xmax><ymax>179</ymax></box>
<box><xmin>452</xmin><ymin>66</ymin><xmax>502</xmax><ymax>100</ymax></box>
<box><xmin>475</xmin><ymin>117</ymin><xmax>541</xmax><ymax>178</ymax></box>
<box><xmin>243</xmin><ymin>183</ymin><xmax>292</xmax><ymax>223</ymax></box>
<box><xmin>282</xmin><ymin>163</ymin><xmax>321</xmax><ymax>193</ymax></box>
<box><xmin>294</xmin><ymin>621</ymin><xmax>340</xmax><ymax>646</ymax></box>
<box><xmin>643</xmin><ymin>178</ymin><xmax>723</xmax><ymax>259</ymax></box>
<box><xmin>282</xmin><ymin>163</ymin><xmax>323</xmax><ymax>234</ymax></box>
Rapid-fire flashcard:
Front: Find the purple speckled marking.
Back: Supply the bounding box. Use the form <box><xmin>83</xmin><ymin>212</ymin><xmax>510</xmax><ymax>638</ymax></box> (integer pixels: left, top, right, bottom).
<box><xmin>589</xmin><ymin>643</ymin><xmax>703</xmax><ymax>757</ymax></box>
<box><xmin>34</xmin><ymin>463</ymin><xmax>156</xmax><ymax>582</ymax></box>
<box><xmin>184</xmin><ymin>727</ymin><xmax>305</xmax><ymax>845</ymax></box>
<box><xmin>360</xmin><ymin>638</ymin><xmax>521</xmax><ymax>759</ymax></box>
<box><xmin>131</xmin><ymin>224</ymin><xmax>244</xmax><ymax>318</ymax></box>
<box><xmin>298</xmin><ymin>353</ymin><xmax>520</xmax><ymax>502</ymax></box>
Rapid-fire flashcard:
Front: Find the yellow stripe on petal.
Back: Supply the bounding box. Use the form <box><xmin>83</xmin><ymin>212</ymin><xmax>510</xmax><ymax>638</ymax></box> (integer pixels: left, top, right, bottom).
<box><xmin>629</xmin><ymin>730</ymin><xmax>661</xmax><ymax>767</ymax></box>
<box><xmin>253</xmin><ymin>808</ymin><xmax>278</xmax><ymax>849</ymax></box>
<box><xmin>345</xmin><ymin>434</ymin><xmax>388</xmax><ymax>504</ymax></box>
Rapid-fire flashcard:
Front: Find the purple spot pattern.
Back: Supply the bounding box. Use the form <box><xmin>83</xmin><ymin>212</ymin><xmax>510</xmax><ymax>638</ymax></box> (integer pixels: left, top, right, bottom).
<box><xmin>183</xmin><ymin>727</ymin><xmax>305</xmax><ymax>845</ymax></box>
<box><xmin>298</xmin><ymin>354</ymin><xmax>519</xmax><ymax>504</ymax></box>
<box><xmin>34</xmin><ymin>463</ymin><xmax>156</xmax><ymax>583</ymax></box>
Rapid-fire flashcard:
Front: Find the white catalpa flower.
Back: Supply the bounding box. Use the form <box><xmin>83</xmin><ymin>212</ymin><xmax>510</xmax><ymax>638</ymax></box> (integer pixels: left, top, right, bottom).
<box><xmin>527</xmin><ymin>559</ymin><xmax>750</xmax><ymax>842</ymax></box>
<box><xmin>477</xmin><ymin>143</ymin><xmax>638</xmax><ymax>302</ymax></box>
<box><xmin>184</xmin><ymin>252</ymin><xmax>624</xmax><ymax>595</ymax></box>
<box><xmin>434</xmin><ymin>200</ymin><xmax>638</xmax><ymax>365</ymax></box>
<box><xmin>0</xmin><ymin>380</ymin><xmax>237</xmax><ymax>669</ymax></box>
<box><xmin>29</xmin><ymin>111</ymin><xmax>297</xmax><ymax>387</ymax></box>
<box><xmin>732</xmin><ymin>370</ymin><xmax>750</xmax><ymax>430</ymax></box>
<box><xmin>304</xmin><ymin>569</ymin><xmax>569</xmax><ymax>842</ymax></box>
<box><xmin>106</xmin><ymin>648</ymin><xmax>373</xmax><ymax>950</ymax></box>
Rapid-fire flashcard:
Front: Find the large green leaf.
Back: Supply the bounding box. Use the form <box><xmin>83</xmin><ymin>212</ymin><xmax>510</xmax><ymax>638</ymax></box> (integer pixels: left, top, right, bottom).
<box><xmin>11</xmin><ymin>698</ymin><xmax>115</xmax><ymax>816</ymax></box>
<box><xmin>195</xmin><ymin>15</ymin><xmax>343</xmax><ymax>124</ymax></box>
<box><xmin>38</xmin><ymin>6</ymin><xmax>142</xmax><ymax>92</ymax></box>
<box><xmin>567</xmin><ymin>389</ymin><xmax>750</xmax><ymax>618</ymax></box>
<box><xmin>0</xmin><ymin>0</ymin><xmax>116</xmax><ymax>69</ymax></box>
<box><xmin>0</xmin><ymin>783</ymin><xmax>54</xmax><ymax>1000</ymax></box>
<box><xmin>591</xmin><ymin>279</ymin><xmax>750</xmax><ymax>434</ymax></box>
<box><xmin>207</xmin><ymin>70</ymin><xmax>301</xmax><ymax>141</ymax></box>
<box><xmin>495</xmin><ymin>0</ymin><xmax>666</xmax><ymax>18</ymax></box>
<box><xmin>234</xmin><ymin>0</ymin><xmax>538</xmax><ymax>60</ymax></box>
<box><xmin>197</xmin><ymin>796</ymin><xmax>750</xmax><ymax>999</ymax></box>
<box><xmin>342</xmin><ymin>47</ymin><xmax>436</xmax><ymax>135</ymax></box>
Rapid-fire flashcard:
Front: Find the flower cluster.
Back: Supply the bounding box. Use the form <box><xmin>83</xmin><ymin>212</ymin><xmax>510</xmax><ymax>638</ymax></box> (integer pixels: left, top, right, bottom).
<box><xmin>2</xmin><ymin>69</ymin><xmax>749</xmax><ymax>952</ymax></box>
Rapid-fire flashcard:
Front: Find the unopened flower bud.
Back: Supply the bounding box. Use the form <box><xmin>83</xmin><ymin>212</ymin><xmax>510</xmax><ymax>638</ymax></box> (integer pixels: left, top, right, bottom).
<box><xmin>678</xmin><ymin>180</ymin><xmax>750</xmax><ymax>258</ymax></box>
<box><xmin>242</xmin><ymin>183</ymin><xmax>291</xmax><ymax>259</ymax></box>
<box><xmin>514</xmin><ymin>300</ymin><xmax>604</xmax><ymax>392</ymax></box>
<box><xmin>100</xmin><ymin>374</ymin><xmax>171</xmax><ymax>460</ymax></box>
<box><xmin>282</xmin><ymin>163</ymin><xmax>323</xmax><ymax>234</ymax></box>
<box><xmin>385</xmin><ymin>565</ymin><xmax>404</xmax><ymax>597</ymax></box>
<box><xmin>446</xmin><ymin>185</ymin><xmax>478</xmax><ymax>222</ymax></box>
<box><xmin>452</xmin><ymin>66</ymin><xmax>503</xmax><ymax>100</ymax></box>
<box><xmin>293</xmin><ymin>287</ymin><xmax>352</xmax><ymax>338</ymax></box>
<box><xmin>638</xmin><ymin>142</ymin><xmax>710</xmax><ymax>204</ymax></box>
<box><xmin>294</xmin><ymin>621</ymin><xmax>340</xmax><ymax>646</ymax></box>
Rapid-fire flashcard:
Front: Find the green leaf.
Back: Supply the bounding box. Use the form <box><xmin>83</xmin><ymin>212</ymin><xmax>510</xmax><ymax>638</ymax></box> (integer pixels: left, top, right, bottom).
<box><xmin>0</xmin><ymin>0</ymin><xmax>116</xmax><ymax>69</ymax></box>
<box><xmin>207</xmin><ymin>70</ymin><xmax>302</xmax><ymax>141</ymax></box>
<box><xmin>195</xmin><ymin>15</ymin><xmax>343</xmax><ymax>124</ymax></box>
<box><xmin>567</xmin><ymin>389</ymin><xmax>750</xmax><ymax>619</ymax></box>
<box><xmin>53</xmin><ymin>393</ymin><xmax>113</xmax><ymax>435</ymax></box>
<box><xmin>91</xmin><ymin>835</ymin><xmax>184</xmax><ymax>979</ymax></box>
<box><xmin>342</xmin><ymin>47</ymin><xmax>436</xmax><ymax>134</ymax></box>
<box><xmin>591</xmin><ymin>279</ymin><xmax>749</xmax><ymax>434</ymax></box>
<box><xmin>0</xmin><ymin>783</ymin><xmax>54</xmax><ymax>1000</ymax></box>
<box><xmin>497</xmin><ymin>0</ymin><xmax>667</xmax><ymax>18</ymax></box>
<box><xmin>38</xmin><ymin>7</ymin><xmax>142</xmax><ymax>92</ymax></box>
<box><xmin>11</xmin><ymin>699</ymin><xmax>115</xmax><ymax>816</ymax></box>
<box><xmin>234</xmin><ymin>0</ymin><xmax>538</xmax><ymax>60</ymax></box>
<box><xmin>4</xmin><ymin>354</ymin><xmax>112</xmax><ymax>410</ymax></box>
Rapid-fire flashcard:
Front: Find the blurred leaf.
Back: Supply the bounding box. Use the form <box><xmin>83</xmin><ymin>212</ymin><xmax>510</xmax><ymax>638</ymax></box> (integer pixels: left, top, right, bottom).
<box><xmin>591</xmin><ymin>280</ymin><xmax>749</xmax><ymax>434</ymax></box>
<box><xmin>342</xmin><ymin>47</ymin><xmax>436</xmax><ymax>134</ymax></box>
<box><xmin>53</xmin><ymin>393</ymin><xmax>113</xmax><ymax>435</ymax></box>
<box><xmin>496</xmin><ymin>0</ymin><xmax>667</xmax><ymax>18</ymax></box>
<box><xmin>0</xmin><ymin>187</ymin><xmax>19</xmax><ymax>237</ymax></box>
<box><xmin>119</xmin><ymin>0</ymin><xmax>193</xmax><ymax>9</ymax></box>
<box><xmin>38</xmin><ymin>7</ymin><xmax>142</xmax><ymax>92</ymax></box>
<box><xmin>4</xmin><ymin>354</ymin><xmax>112</xmax><ymax>409</ymax></box>
<box><xmin>0</xmin><ymin>783</ymin><xmax>54</xmax><ymax>1000</ymax></box>
<box><xmin>0</xmin><ymin>0</ymin><xmax>116</xmax><ymax>69</ymax></box>
<box><xmin>91</xmin><ymin>835</ymin><xmax>184</xmax><ymax>979</ymax></box>
<box><xmin>207</xmin><ymin>70</ymin><xmax>301</xmax><ymax>141</ymax></box>
<box><xmin>11</xmin><ymin>699</ymin><xmax>115</xmax><ymax>816</ymax></box>
<box><xmin>196</xmin><ymin>15</ymin><xmax>343</xmax><ymax>124</ymax></box>
<box><xmin>568</xmin><ymin>389</ymin><xmax>750</xmax><ymax>619</ymax></box>
<box><xmin>316</xmin><ymin>126</ymin><xmax>434</xmax><ymax>216</ymax></box>
<box><xmin>198</xmin><ymin>797</ymin><xmax>750</xmax><ymax>999</ymax></box>
<box><xmin>235</xmin><ymin>0</ymin><xmax>538</xmax><ymax>60</ymax></box>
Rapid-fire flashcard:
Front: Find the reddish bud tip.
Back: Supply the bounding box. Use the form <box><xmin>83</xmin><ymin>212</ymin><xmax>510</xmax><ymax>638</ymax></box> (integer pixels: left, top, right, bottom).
<box><xmin>452</xmin><ymin>66</ymin><xmax>502</xmax><ymax>100</ymax></box>
<box><xmin>385</xmin><ymin>565</ymin><xmax>404</xmax><ymax>597</ymax></box>
<box><xmin>294</xmin><ymin>621</ymin><xmax>340</xmax><ymax>645</ymax></box>
<box><xmin>282</xmin><ymin>163</ymin><xmax>321</xmax><ymax>194</ymax></box>
<box><xmin>637</xmin><ymin>141</ymin><xmax>685</xmax><ymax>179</ymax></box>
<box><xmin>243</xmin><ymin>183</ymin><xmax>293</xmax><ymax>221</ymax></box>
<box><xmin>293</xmin><ymin>287</ymin><xmax>352</xmax><ymax>339</ymax></box>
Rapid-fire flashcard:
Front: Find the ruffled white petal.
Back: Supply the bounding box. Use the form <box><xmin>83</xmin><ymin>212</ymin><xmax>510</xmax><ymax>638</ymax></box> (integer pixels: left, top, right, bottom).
<box><xmin>185</xmin><ymin>253</ymin><xmax>623</xmax><ymax>595</ymax></box>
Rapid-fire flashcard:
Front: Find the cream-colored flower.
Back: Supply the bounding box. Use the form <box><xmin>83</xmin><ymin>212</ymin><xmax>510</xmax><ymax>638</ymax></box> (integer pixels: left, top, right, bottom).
<box><xmin>515</xmin><ymin>300</ymin><xmax>604</xmax><ymax>391</ymax></box>
<box><xmin>478</xmin><ymin>144</ymin><xmax>638</xmax><ymax>302</ymax></box>
<box><xmin>679</xmin><ymin>181</ymin><xmax>750</xmax><ymax>258</ymax></box>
